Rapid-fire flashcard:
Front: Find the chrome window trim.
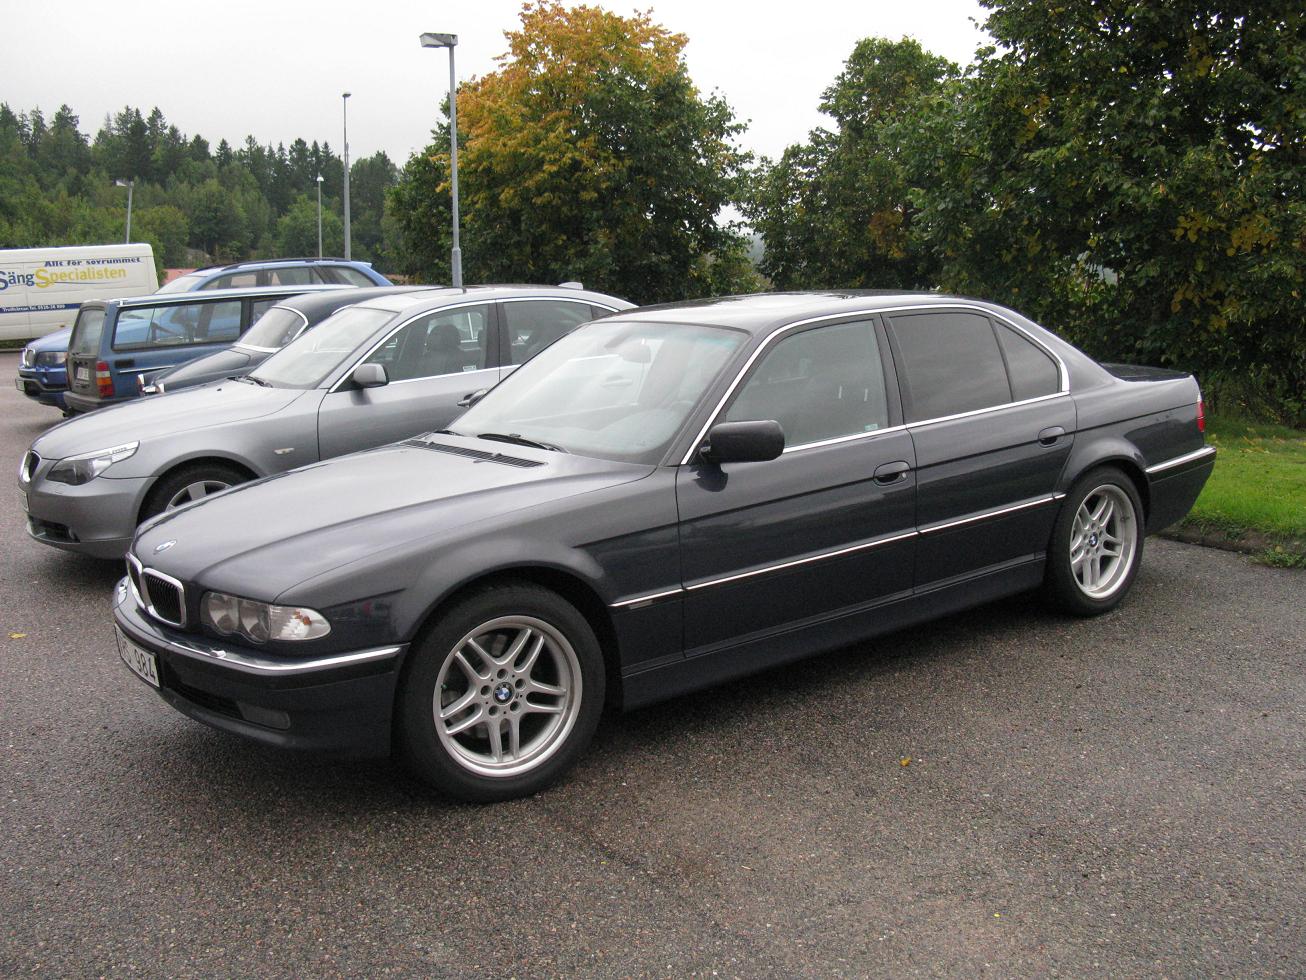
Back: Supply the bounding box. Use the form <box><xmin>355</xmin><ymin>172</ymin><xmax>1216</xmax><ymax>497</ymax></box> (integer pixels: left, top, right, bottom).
<box><xmin>680</xmin><ymin>303</ymin><xmax>1071</xmax><ymax>465</ymax></box>
<box><xmin>918</xmin><ymin>493</ymin><xmax>1064</xmax><ymax>536</ymax></box>
<box><xmin>497</xmin><ymin>296</ymin><xmax>620</xmax><ymax>312</ymax></box>
<box><xmin>326</xmin><ymin>299</ymin><xmax>493</xmax><ymax>394</ymax></box>
<box><xmin>1145</xmin><ymin>446</ymin><xmax>1216</xmax><ymax>475</ymax></box>
<box><xmin>233</xmin><ymin>343</ymin><xmax>279</xmax><ymax>354</ymax></box>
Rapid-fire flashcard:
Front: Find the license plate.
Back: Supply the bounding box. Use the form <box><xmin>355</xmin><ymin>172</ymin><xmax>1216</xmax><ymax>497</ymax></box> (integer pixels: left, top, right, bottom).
<box><xmin>75</xmin><ymin>366</ymin><xmax>89</xmax><ymax>381</ymax></box>
<box><xmin>13</xmin><ymin>377</ymin><xmax>22</xmax><ymax>391</ymax></box>
<box><xmin>116</xmin><ymin>628</ymin><xmax>160</xmax><ymax>688</ymax></box>
<box><xmin>18</xmin><ymin>491</ymin><xmax>27</xmax><ymax>513</ymax></box>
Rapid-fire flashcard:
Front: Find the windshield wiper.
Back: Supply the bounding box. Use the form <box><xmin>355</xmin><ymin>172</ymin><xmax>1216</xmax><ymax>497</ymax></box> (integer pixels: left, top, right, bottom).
<box><xmin>235</xmin><ymin>374</ymin><xmax>272</xmax><ymax>387</ymax></box>
<box><xmin>477</xmin><ymin>432</ymin><xmax>567</xmax><ymax>453</ymax></box>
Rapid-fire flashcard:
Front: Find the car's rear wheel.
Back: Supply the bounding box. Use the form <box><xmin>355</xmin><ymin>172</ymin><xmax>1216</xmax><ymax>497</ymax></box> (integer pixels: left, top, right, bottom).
<box><xmin>1044</xmin><ymin>466</ymin><xmax>1144</xmax><ymax>615</ymax></box>
<box><xmin>398</xmin><ymin>583</ymin><xmax>604</xmax><ymax>802</ymax></box>
<box><xmin>141</xmin><ymin>462</ymin><xmax>248</xmax><ymax>522</ymax></box>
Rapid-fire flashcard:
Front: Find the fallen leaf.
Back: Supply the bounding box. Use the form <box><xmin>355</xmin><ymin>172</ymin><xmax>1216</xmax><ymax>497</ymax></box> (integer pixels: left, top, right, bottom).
<box><xmin>9</xmin><ymin>633</ymin><xmax>26</xmax><ymax>640</ymax></box>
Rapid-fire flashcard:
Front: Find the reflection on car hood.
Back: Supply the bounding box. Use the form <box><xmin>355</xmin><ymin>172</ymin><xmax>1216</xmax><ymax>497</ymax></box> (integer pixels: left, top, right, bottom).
<box><xmin>133</xmin><ymin>438</ymin><xmax>653</xmax><ymax>598</ymax></box>
<box><xmin>154</xmin><ymin>348</ymin><xmax>254</xmax><ymax>387</ymax></box>
<box><xmin>32</xmin><ymin>381</ymin><xmax>304</xmax><ymax>459</ymax></box>
<box><xmin>28</xmin><ymin>326</ymin><xmax>73</xmax><ymax>353</ymax></box>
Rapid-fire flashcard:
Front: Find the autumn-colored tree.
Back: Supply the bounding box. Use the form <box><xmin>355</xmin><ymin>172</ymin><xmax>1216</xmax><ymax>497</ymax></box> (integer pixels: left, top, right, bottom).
<box><xmin>389</xmin><ymin>2</ymin><xmax>756</xmax><ymax>303</ymax></box>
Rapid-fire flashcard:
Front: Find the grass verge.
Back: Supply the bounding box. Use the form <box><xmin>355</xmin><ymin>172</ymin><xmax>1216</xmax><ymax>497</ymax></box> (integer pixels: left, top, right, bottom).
<box><xmin>1167</xmin><ymin>416</ymin><xmax>1306</xmax><ymax>565</ymax></box>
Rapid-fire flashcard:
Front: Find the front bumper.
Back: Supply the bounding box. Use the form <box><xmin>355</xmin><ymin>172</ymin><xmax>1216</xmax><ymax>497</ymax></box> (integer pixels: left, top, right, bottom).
<box><xmin>16</xmin><ymin>366</ymin><xmax>67</xmax><ymax>407</ymax></box>
<box><xmin>20</xmin><ymin>471</ymin><xmax>149</xmax><ymax>559</ymax></box>
<box><xmin>113</xmin><ymin>579</ymin><xmax>406</xmax><ymax>757</ymax></box>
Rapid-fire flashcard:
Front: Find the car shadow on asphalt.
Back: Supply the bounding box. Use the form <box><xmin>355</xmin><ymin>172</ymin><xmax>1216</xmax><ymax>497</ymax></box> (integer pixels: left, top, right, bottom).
<box><xmin>110</xmin><ymin>592</ymin><xmax>1063</xmax><ymax>820</ymax></box>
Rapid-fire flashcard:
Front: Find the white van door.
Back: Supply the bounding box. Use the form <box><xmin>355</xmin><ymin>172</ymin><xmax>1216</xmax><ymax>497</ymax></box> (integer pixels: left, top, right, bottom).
<box><xmin>0</xmin><ymin>244</ymin><xmax>158</xmax><ymax>342</ymax></box>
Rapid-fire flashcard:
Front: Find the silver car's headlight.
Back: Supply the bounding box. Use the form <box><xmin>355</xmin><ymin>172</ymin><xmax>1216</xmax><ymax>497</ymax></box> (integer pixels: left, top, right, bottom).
<box><xmin>201</xmin><ymin>591</ymin><xmax>331</xmax><ymax>643</ymax></box>
<box><xmin>46</xmin><ymin>442</ymin><xmax>139</xmax><ymax>486</ymax></box>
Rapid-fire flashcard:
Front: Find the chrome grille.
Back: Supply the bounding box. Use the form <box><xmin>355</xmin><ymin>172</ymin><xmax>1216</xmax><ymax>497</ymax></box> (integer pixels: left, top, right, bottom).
<box><xmin>20</xmin><ymin>347</ymin><xmax>34</xmax><ymax>368</ymax></box>
<box><xmin>141</xmin><ymin>570</ymin><xmax>186</xmax><ymax>627</ymax></box>
<box><xmin>19</xmin><ymin>450</ymin><xmax>40</xmax><ymax>483</ymax></box>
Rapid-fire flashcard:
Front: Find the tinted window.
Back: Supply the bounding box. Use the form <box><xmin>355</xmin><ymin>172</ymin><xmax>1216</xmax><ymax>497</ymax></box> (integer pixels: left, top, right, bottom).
<box><xmin>365</xmin><ymin>305</ymin><xmax>491</xmax><ymax>382</ymax></box>
<box><xmin>69</xmin><ymin>307</ymin><xmax>105</xmax><ymax>355</ymax></box>
<box><xmin>997</xmin><ymin>323</ymin><xmax>1060</xmax><ymax>400</ymax></box>
<box><xmin>205</xmin><ymin>272</ymin><xmax>256</xmax><ymax>289</ymax></box>
<box><xmin>890</xmin><ymin>311</ymin><xmax>1011</xmax><ymax>422</ymax></box>
<box><xmin>265</xmin><ymin>267</ymin><xmax>313</xmax><ymax>286</ymax></box>
<box><xmin>155</xmin><ymin>272</ymin><xmax>205</xmax><ymax>294</ymax></box>
<box><xmin>503</xmin><ymin>300</ymin><xmax>594</xmax><ymax>365</ymax></box>
<box><xmin>725</xmin><ymin>320</ymin><xmax>889</xmax><ymax>447</ymax></box>
<box><xmin>324</xmin><ymin>265</ymin><xmax>377</xmax><ymax>286</ymax></box>
<box><xmin>111</xmin><ymin>300</ymin><xmax>243</xmax><ymax>351</ymax></box>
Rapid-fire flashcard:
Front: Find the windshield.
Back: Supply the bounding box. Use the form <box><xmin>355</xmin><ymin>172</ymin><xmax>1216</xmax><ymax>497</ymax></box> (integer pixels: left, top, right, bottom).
<box><xmin>250</xmin><ymin>306</ymin><xmax>395</xmax><ymax>388</ymax></box>
<box><xmin>238</xmin><ymin>307</ymin><xmax>309</xmax><ymax>349</ymax></box>
<box><xmin>155</xmin><ymin>271</ymin><xmax>206</xmax><ymax>294</ymax></box>
<box><xmin>449</xmin><ymin>320</ymin><xmax>746</xmax><ymax>464</ymax></box>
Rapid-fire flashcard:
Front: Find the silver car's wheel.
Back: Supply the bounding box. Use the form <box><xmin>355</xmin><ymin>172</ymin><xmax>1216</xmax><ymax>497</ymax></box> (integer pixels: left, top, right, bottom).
<box><xmin>1044</xmin><ymin>466</ymin><xmax>1145</xmax><ymax>616</ymax></box>
<box><xmin>398</xmin><ymin>583</ymin><xmax>604</xmax><ymax>802</ymax></box>
<box><xmin>1069</xmin><ymin>484</ymin><xmax>1137</xmax><ymax>600</ymax></box>
<box><xmin>165</xmin><ymin>478</ymin><xmax>233</xmax><ymax>510</ymax></box>
<box><xmin>433</xmin><ymin>616</ymin><xmax>582</xmax><ymax>777</ymax></box>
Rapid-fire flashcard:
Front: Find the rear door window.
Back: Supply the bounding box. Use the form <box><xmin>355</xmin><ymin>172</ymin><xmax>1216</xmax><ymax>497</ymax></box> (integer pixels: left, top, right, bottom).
<box><xmin>321</xmin><ymin>265</ymin><xmax>377</xmax><ymax>286</ymax></box>
<box><xmin>503</xmin><ymin>300</ymin><xmax>595</xmax><ymax>365</ymax></box>
<box><xmin>888</xmin><ymin>311</ymin><xmax>1012</xmax><ymax>422</ymax></box>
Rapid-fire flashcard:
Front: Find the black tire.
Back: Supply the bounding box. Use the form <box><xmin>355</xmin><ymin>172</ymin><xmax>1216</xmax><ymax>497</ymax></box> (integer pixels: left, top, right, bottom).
<box><xmin>141</xmin><ymin>462</ymin><xmax>249</xmax><ymax>523</ymax></box>
<box><xmin>397</xmin><ymin>583</ymin><xmax>605</xmax><ymax>802</ymax></box>
<box><xmin>1043</xmin><ymin>466</ymin><xmax>1145</xmax><ymax>616</ymax></box>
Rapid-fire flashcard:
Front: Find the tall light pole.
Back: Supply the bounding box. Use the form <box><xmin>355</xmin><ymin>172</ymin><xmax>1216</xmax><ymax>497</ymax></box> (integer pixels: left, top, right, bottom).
<box><xmin>315</xmin><ymin>173</ymin><xmax>324</xmax><ymax>258</ymax></box>
<box><xmin>114</xmin><ymin>178</ymin><xmax>134</xmax><ymax>243</ymax></box>
<box><xmin>341</xmin><ymin>91</ymin><xmax>352</xmax><ymax>260</ymax></box>
<box><xmin>420</xmin><ymin>32</ymin><xmax>462</xmax><ymax>288</ymax></box>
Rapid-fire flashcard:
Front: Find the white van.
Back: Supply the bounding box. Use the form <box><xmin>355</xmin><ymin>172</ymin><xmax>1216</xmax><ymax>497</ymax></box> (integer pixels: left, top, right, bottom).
<box><xmin>0</xmin><ymin>244</ymin><xmax>158</xmax><ymax>342</ymax></box>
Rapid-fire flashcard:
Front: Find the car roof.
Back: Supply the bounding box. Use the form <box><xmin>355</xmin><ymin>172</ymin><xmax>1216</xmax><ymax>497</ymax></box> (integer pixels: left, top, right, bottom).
<box><xmin>95</xmin><ymin>284</ymin><xmax>351</xmax><ymax>309</ymax></box>
<box><xmin>271</xmin><ymin>285</ymin><xmax>431</xmax><ymax>315</ymax></box>
<box><xmin>188</xmin><ymin>256</ymin><xmax>378</xmax><ymax>274</ymax></box>
<box><xmin>607</xmin><ymin>290</ymin><xmax>1011</xmax><ymax>334</ymax></box>
<box><xmin>348</xmin><ymin>284</ymin><xmax>634</xmax><ymax>316</ymax></box>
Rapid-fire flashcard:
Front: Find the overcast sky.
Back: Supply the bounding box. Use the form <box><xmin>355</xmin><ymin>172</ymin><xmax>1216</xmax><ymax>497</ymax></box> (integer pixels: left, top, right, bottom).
<box><xmin>3</xmin><ymin>0</ymin><xmax>990</xmax><ymax>167</ymax></box>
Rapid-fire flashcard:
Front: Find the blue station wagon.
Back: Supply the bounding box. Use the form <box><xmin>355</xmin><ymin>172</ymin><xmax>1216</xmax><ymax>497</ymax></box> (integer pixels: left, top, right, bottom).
<box><xmin>62</xmin><ymin>284</ymin><xmax>347</xmax><ymax>413</ymax></box>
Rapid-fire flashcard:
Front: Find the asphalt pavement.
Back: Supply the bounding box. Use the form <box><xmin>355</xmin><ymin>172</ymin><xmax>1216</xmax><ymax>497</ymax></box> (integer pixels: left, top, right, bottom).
<box><xmin>1</xmin><ymin>349</ymin><xmax>1303</xmax><ymax>977</ymax></box>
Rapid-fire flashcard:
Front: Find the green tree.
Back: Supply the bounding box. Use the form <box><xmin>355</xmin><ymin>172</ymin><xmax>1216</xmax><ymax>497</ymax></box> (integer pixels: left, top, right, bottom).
<box><xmin>745</xmin><ymin>38</ymin><xmax>957</xmax><ymax>290</ymax></box>
<box><xmin>911</xmin><ymin>0</ymin><xmax>1306</xmax><ymax>422</ymax></box>
<box><xmin>390</xmin><ymin>2</ymin><xmax>753</xmax><ymax>303</ymax></box>
<box><xmin>274</xmin><ymin>193</ymin><xmax>343</xmax><ymax>256</ymax></box>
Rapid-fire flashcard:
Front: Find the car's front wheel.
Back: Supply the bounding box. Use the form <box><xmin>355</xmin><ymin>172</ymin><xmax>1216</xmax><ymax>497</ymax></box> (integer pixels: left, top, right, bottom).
<box><xmin>397</xmin><ymin>583</ymin><xmax>605</xmax><ymax>802</ymax></box>
<box><xmin>141</xmin><ymin>462</ymin><xmax>249</xmax><ymax>523</ymax></box>
<box><xmin>1044</xmin><ymin>466</ymin><xmax>1144</xmax><ymax>615</ymax></box>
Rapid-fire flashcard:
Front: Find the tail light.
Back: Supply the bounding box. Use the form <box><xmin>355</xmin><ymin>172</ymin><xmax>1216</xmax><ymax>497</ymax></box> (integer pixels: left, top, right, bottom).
<box><xmin>1196</xmin><ymin>399</ymin><xmax>1206</xmax><ymax>434</ymax></box>
<box><xmin>95</xmin><ymin>360</ymin><xmax>114</xmax><ymax>399</ymax></box>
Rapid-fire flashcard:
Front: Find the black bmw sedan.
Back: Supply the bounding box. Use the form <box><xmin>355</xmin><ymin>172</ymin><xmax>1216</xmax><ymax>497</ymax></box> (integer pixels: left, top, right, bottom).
<box><xmin>113</xmin><ymin>292</ymin><xmax>1215</xmax><ymax>801</ymax></box>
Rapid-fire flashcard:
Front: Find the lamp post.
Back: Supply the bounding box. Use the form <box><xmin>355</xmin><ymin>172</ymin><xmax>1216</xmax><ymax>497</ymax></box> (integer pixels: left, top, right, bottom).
<box><xmin>315</xmin><ymin>173</ymin><xmax>324</xmax><ymax>258</ymax></box>
<box><xmin>420</xmin><ymin>32</ymin><xmax>462</xmax><ymax>288</ymax></box>
<box><xmin>341</xmin><ymin>91</ymin><xmax>352</xmax><ymax>260</ymax></box>
<box><xmin>114</xmin><ymin>178</ymin><xmax>134</xmax><ymax>243</ymax></box>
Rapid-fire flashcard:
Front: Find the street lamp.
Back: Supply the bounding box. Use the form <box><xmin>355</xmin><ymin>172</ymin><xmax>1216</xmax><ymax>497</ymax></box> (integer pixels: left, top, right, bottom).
<box><xmin>341</xmin><ymin>91</ymin><xmax>352</xmax><ymax>260</ymax></box>
<box><xmin>114</xmin><ymin>178</ymin><xmax>134</xmax><ymax>243</ymax></box>
<box><xmin>315</xmin><ymin>173</ymin><xmax>324</xmax><ymax>258</ymax></box>
<box><xmin>420</xmin><ymin>32</ymin><xmax>463</xmax><ymax>288</ymax></box>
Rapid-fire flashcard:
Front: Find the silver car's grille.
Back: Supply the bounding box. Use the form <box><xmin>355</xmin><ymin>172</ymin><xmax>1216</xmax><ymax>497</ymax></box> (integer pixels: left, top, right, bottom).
<box><xmin>19</xmin><ymin>450</ymin><xmax>40</xmax><ymax>484</ymax></box>
<box><xmin>19</xmin><ymin>347</ymin><xmax>34</xmax><ymax>368</ymax></box>
<box><xmin>128</xmin><ymin>554</ymin><xmax>187</xmax><ymax>628</ymax></box>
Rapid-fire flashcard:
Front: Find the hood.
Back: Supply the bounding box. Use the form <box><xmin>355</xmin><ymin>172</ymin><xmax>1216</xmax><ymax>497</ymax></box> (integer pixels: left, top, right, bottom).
<box><xmin>133</xmin><ymin>437</ymin><xmax>652</xmax><ymax>598</ymax></box>
<box><xmin>154</xmin><ymin>348</ymin><xmax>254</xmax><ymax>388</ymax></box>
<box><xmin>29</xmin><ymin>326</ymin><xmax>72</xmax><ymax>353</ymax></box>
<box><xmin>32</xmin><ymin>380</ymin><xmax>304</xmax><ymax>460</ymax></box>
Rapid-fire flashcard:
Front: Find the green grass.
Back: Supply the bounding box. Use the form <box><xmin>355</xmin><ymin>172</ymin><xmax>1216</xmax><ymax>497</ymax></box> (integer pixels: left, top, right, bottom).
<box><xmin>1184</xmin><ymin>416</ymin><xmax>1306</xmax><ymax>541</ymax></box>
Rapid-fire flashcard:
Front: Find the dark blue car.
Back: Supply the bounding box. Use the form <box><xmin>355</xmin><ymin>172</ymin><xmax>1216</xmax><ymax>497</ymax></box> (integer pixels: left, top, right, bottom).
<box><xmin>16</xmin><ymin>326</ymin><xmax>72</xmax><ymax>409</ymax></box>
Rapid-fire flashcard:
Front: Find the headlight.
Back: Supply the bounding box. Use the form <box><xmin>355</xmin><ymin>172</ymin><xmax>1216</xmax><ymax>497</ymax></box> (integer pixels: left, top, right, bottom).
<box><xmin>35</xmin><ymin>351</ymin><xmax>67</xmax><ymax>366</ymax></box>
<box><xmin>201</xmin><ymin>591</ymin><xmax>331</xmax><ymax>643</ymax></box>
<box><xmin>46</xmin><ymin>442</ymin><xmax>139</xmax><ymax>485</ymax></box>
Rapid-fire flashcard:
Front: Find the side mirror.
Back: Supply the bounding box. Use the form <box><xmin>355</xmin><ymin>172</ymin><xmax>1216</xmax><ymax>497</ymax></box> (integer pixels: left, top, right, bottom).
<box><xmin>352</xmin><ymin>363</ymin><xmax>388</xmax><ymax>389</ymax></box>
<box><xmin>457</xmin><ymin>387</ymin><xmax>489</xmax><ymax>408</ymax></box>
<box><xmin>699</xmin><ymin>420</ymin><xmax>785</xmax><ymax>465</ymax></box>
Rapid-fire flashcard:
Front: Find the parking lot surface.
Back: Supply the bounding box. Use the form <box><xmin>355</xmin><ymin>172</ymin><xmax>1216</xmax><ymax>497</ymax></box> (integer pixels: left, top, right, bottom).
<box><xmin>2</xmin><ymin>350</ymin><xmax>1303</xmax><ymax>977</ymax></box>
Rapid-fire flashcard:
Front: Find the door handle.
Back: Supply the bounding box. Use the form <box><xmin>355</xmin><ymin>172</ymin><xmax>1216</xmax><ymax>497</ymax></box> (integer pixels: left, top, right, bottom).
<box><xmin>1038</xmin><ymin>426</ymin><xmax>1066</xmax><ymax>446</ymax></box>
<box><xmin>873</xmin><ymin>460</ymin><xmax>911</xmax><ymax>484</ymax></box>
